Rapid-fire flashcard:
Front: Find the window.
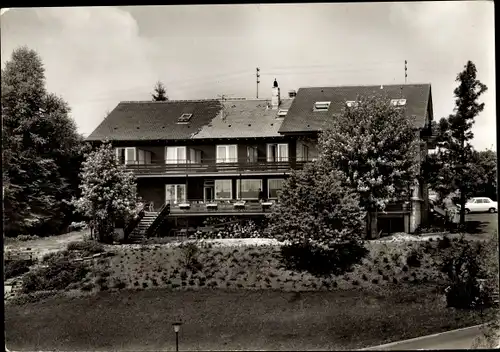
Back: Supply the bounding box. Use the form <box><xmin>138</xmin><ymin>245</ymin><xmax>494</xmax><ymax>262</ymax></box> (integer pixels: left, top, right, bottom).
<box><xmin>216</xmin><ymin>145</ymin><xmax>238</xmax><ymax>163</ymax></box>
<box><xmin>268</xmin><ymin>179</ymin><xmax>284</xmax><ymax>199</ymax></box>
<box><xmin>116</xmin><ymin>147</ymin><xmax>136</xmax><ymax>165</ymax></box>
<box><xmin>313</xmin><ymin>101</ymin><xmax>331</xmax><ymax>111</ymax></box>
<box><xmin>277</xmin><ymin>109</ymin><xmax>288</xmax><ymax>118</ymax></box>
<box><xmin>138</xmin><ymin>149</ymin><xmax>145</xmax><ymax>164</ymax></box>
<box><xmin>215</xmin><ymin>180</ymin><xmax>232</xmax><ymax>200</ymax></box>
<box><xmin>165</xmin><ymin>184</ymin><xmax>186</xmax><ymax>204</ymax></box>
<box><xmin>483</xmin><ymin>198</ymin><xmax>492</xmax><ymax>203</ymax></box>
<box><xmin>267</xmin><ymin>143</ymin><xmax>289</xmax><ymax>162</ymax></box>
<box><xmin>189</xmin><ymin>148</ymin><xmax>202</xmax><ymax>164</ymax></box>
<box><xmin>166</xmin><ymin>146</ymin><xmax>187</xmax><ymax>164</ymax></box>
<box><xmin>247</xmin><ymin>146</ymin><xmax>258</xmax><ymax>163</ymax></box>
<box><xmin>236</xmin><ymin>179</ymin><xmax>262</xmax><ymax>200</ymax></box>
<box><xmin>390</xmin><ymin>99</ymin><xmax>407</xmax><ymax>107</ymax></box>
<box><xmin>177</xmin><ymin>113</ymin><xmax>192</xmax><ymax>123</ymax></box>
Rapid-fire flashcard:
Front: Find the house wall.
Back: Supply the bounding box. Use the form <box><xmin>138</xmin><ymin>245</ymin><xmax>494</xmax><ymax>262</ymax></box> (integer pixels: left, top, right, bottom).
<box><xmin>137</xmin><ymin>175</ymin><xmax>289</xmax><ymax>208</ymax></box>
<box><xmin>114</xmin><ymin>139</ymin><xmax>298</xmax><ymax>163</ymax></box>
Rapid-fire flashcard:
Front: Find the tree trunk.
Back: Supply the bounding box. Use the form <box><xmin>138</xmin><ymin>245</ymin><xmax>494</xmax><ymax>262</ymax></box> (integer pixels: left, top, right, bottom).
<box><xmin>459</xmin><ymin>187</ymin><xmax>466</xmax><ymax>227</ymax></box>
<box><xmin>366</xmin><ymin>210</ymin><xmax>379</xmax><ymax>239</ymax></box>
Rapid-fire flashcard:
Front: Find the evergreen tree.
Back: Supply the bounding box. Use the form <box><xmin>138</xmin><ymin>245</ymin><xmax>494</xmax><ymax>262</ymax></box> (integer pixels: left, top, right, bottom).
<box><xmin>151</xmin><ymin>81</ymin><xmax>168</xmax><ymax>101</ymax></box>
<box><xmin>267</xmin><ymin>162</ymin><xmax>368</xmax><ymax>276</ymax></box>
<box><xmin>319</xmin><ymin>95</ymin><xmax>419</xmax><ymax>238</ymax></box>
<box><xmin>426</xmin><ymin>61</ymin><xmax>488</xmax><ymax>225</ymax></box>
<box><xmin>2</xmin><ymin>46</ymin><xmax>84</xmax><ymax>237</ymax></box>
<box><xmin>71</xmin><ymin>142</ymin><xmax>139</xmax><ymax>243</ymax></box>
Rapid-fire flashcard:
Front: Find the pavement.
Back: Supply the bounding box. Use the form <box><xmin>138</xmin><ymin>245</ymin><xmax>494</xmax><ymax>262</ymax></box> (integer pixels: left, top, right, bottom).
<box><xmin>361</xmin><ymin>323</ymin><xmax>492</xmax><ymax>350</ymax></box>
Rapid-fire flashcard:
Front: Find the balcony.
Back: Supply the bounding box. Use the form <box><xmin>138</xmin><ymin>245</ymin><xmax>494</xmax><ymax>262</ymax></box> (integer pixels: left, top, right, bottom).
<box><xmin>167</xmin><ymin>199</ymin><xmax>277</xmax><ymax>216</ymax></box>
<box><xmin>124</xmin><ymin>157</ymin><xmax>309</xmax><ymax>176</ymax></box>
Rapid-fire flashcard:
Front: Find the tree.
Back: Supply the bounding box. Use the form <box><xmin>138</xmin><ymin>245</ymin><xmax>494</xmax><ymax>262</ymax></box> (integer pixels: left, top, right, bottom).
<box><xmin>2</xmin><ymin>46</ymin><xmax>84</xmax><ymax>237</ymax></box>
<box><xmin>267</xmin><ymin>162</ymin><xmax>368</xmax><ymax>276</ymax></box>
<box><xmin>428</xmin><ymin>61</ymin><xmax>488</xmax><ymax>226</ymax></box>
<box><xmin>319</xmin><ymin>96</ymin><xmax>419</xmax><ymax>239</ymax></box>
<box><xmin>71</xmin><ymin>142</ymin><xmax>139</xmax><ymax>243</ymax></box>
<box><xmin>151</xmin><ymin>81</ymin><xmax>168</xmax><ymax>101</ymax></box>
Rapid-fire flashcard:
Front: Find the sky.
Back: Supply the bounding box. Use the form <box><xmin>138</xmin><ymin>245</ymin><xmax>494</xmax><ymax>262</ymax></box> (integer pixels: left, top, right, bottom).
<box><xmin>0</xmin><ymin>2</ymin><xmax>496</xmax><ymax>150</ymax></box>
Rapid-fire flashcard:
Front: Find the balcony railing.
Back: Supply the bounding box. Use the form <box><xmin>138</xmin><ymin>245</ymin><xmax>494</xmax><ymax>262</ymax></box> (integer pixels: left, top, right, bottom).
<box><xmin>164</xmin><ymin>199</ymin><xmax>411</xmax><ymax>216</ymax></box>
<box><xmin>123</xmin><ymin>157</ymin><xmax>309</xmax><ymax>175</ymax></box>
<box><xmin>167</xmin><ymin>199</ymin><xmax>277</xmax><ymax>215</ymax></box>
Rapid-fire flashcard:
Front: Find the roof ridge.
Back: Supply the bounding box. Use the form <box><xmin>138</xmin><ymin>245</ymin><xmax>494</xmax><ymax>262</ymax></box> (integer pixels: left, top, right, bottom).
<box><xmin>297</xmin><ymin>83</ymin><xmax>431</xmax><ymax>90</ymax></box>
<box><xmin>119</xmin><ymin>99</ymin><xmax>220</xmax><ymax>104</ymax></box>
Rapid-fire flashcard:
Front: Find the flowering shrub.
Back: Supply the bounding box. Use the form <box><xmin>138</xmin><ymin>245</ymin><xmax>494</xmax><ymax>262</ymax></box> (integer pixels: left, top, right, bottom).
<box><xmin>71</xmin><ymin>142</ymin><xmax>139</xmax><ymax>243</ymax></box>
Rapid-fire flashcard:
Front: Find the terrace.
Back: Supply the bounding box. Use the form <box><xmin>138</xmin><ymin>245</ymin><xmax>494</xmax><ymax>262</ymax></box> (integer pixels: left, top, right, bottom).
<box><xmin>124</xmin><ymin>157</ymin><xmax>308</xmax><ymax>177</ymax></box>
<box><xmin>168</xmin><ymin>199</ymin><xmax>277</xmax><ymax>216</ymax></box>
<box><xmin>163</xmin><ymin>200</ymin><xmax>411</xmax><ymax>217</ymax></box>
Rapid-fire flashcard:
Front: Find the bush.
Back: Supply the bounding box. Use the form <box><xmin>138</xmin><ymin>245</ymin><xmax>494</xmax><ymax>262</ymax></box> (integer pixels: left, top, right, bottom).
<box><xmin>5</xmin><ymin>259</ymin><xmax>33</xmax><ymax>279</ymax></box>
<box><xmin>21</xmin><ymin>258</ymin><xmax>89</xmax><ymax>293</ymax></box>
<box><xmin>67</xmin><ymin>240</ymin><xmax>105</xmax><ymax>257</ymax></box>
<box><xmin>178</xmin><ymin>242</ymin><xmax>203</xmax><ymax>273</ymax></box>
<box><xmin>406</xmin><ymin>250</ymin><xmax>422</xmax><ymax>267</ymax></box>
<box><xmin>16</xmin><ymin>235</ymin><xmax>40</xmax><ymax>241</ymax></box>
<box><xmin>438</xmin><ymin>236</ymin><xmax>452</xmax><ymax>249</ymax></box>
<box><xmin>267</xmin><ymin>163</ymin><xmax>367</xmax><ymax>275</ymax></box>
<box><xmin>279</xmin><ymin>241</ymin><xmax>369</xmax><ymax>277</ymax></box>
<box><xmin>441</xmin><ymin>240</ymin><xmax>496</xmax><ymax>309</ymax></box>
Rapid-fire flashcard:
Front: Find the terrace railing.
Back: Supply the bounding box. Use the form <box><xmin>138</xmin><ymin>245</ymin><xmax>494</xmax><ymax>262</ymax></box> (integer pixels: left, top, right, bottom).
<box><xmin>167</xmin><ymin>199</ymin><xmax>277</xmax><ymax>215</ymax></box>
<box><xmin>123</xmin><ymin>157</ymin><xmax>309</xmax><ymax>175</ymax></box>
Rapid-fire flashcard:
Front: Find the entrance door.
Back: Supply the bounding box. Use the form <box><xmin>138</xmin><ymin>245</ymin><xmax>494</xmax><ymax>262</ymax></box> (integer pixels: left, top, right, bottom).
<box><xmin>165</xmin><ymin>184</ymin><xmax>186</xmax><ymax>205</ymax></box>
<box><xmin>204</xmin><ymin>187</ymin><xmax>214</xmax><ymax>203</ymax></box>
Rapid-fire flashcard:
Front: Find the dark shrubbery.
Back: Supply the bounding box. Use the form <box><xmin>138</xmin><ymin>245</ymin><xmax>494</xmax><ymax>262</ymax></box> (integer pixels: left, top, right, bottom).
<box><xmin>5</xmin><ymin>259</ymin><xmax>33</xmax><ymax>279</ymax></box>
<box><xmin>178</xmin><ymin>242</ymin><xmax>203</xmax><ymax>273</ymax></box>
<box><xmin>21</xmin><ymin>258</ymin><xmax>89</xmax><ymax>293</ymax></box>
<box><xmin>406</xmin><ymin>250</ymin><xmax>422</xmax><ymax>267</ymax></box>
<box><xmin>280</xmin><ymin>241</ymin><xmax>369</xmax><ymax>277</ymax></box>
<box><xmin>67</xmin><ymin>240</ymin><xmax>105</xmax><ymax>257</ymax></box>
<box><xmin>441</xmin><ymin>240</ymin><xmax>495</xmax><ymax>309</ymax></box>
<box><xmin>438</xmin><ymin>236</ymin><xmax>452</xmax><ymax>249</ymax></box>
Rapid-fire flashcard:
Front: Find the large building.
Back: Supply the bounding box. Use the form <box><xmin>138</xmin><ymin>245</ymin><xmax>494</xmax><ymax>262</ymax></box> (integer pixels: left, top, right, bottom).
<box><xmin>87</xmin><ymin>80</ymin><xmax>434</xmax><ymax>239</ymax></box>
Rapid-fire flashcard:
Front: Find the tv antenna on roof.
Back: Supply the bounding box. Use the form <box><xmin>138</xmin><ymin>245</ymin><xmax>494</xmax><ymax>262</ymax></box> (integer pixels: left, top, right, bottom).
<box><xmin>404</xmin><ymin>60</ymin><xmax>408</xmax><ymax>84</ymax></box>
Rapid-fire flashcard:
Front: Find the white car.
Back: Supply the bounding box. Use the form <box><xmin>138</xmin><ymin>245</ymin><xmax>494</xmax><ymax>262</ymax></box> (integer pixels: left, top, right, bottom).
<box><xmin>459</xmin><ymin>197</ymin><xmax>498</xmax><ymax>214</ymax></box>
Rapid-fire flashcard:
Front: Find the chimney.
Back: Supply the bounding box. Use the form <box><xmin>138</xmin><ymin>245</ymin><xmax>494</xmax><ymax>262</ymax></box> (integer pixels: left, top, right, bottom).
<box><xmin>271</xmin><ymin>78</ymin><xmax>280</xmax><ymax>109</ymax></box>
<box><xmin>288</xmin><ymin>90</ymin><xmax>297</xmax><ymax>98</ymax></box>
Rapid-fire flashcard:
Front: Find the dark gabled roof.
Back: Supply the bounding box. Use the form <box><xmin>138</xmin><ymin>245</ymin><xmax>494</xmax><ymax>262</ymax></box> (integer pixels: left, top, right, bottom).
<box><xmin>192</xmin><ymin>99</ymin><xmax>293</xmax><ymax>139</ymax></box>
<box><xmin>278</xmin><ymin>84</ymin><xmax>432</xmax><ymax>134</ymax></box>
<box><xmin>86</xmin><ymin>100</ymin><xmax>222</xmax><ymax>141</ymax></box>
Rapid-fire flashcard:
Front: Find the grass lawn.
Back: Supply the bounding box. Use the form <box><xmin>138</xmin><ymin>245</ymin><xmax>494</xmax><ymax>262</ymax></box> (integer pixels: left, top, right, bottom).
<box><xmin>5</xmin><ymin>284</ymin><xmax>492</xmax><ymax>351</ymax></box>
<box><xmin>4</xmin><ymin>229</ymin><xmax>88</xmax><ymax>260</ymax></box>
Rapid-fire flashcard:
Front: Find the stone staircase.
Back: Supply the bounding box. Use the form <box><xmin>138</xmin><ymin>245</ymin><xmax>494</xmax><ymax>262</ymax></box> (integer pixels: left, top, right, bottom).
<box><xmin>128</xmin><ymin>211</ymin><xmax>158</xmax><ymax>244</ymax></box>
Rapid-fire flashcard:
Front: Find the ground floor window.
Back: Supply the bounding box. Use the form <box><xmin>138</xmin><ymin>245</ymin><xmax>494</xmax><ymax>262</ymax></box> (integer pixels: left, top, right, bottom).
<box><xmin>268</xmin><ymin>179</ymin><xmax>285</xmax><ymax>199</ymax></box>
<box><xmin>236</xmin><ymin>179</ymin><xmax>262</xmax><ymax>200</ymax></box>
<box><xmin>165</xmin><ymin>184</ymin><xmax>186</xmax><ymax>204</ymax></box>
<box><xmin>215</xmin><ymin>180</ymin><xmax>232</xmax><ymax>200</ymax></box>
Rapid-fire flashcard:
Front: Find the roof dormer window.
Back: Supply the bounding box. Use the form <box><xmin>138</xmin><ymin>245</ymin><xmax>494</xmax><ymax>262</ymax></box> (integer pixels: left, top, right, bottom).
<box><xmin>313</xmin><ymin>101</ymin><xmax>331</xmax><ymax>112</ymax></box>
<box><xmin>390</xmin><ymin>99</ymin><xmax>407</xmax><ymax>107</ymax></box>
<box><xmin>346</xmin><ymin>100</ymin><xmax>360</xmax><ymax>108</ymax></box>
<box><xmin>177</xmin><ymin>113</ymin><xmax>192</xmax><ymax>124</ymax></box>
<box><xmin>277</xmin><ymin>109</ymin><xmax>288</xmax><ymax>118</ymax></box>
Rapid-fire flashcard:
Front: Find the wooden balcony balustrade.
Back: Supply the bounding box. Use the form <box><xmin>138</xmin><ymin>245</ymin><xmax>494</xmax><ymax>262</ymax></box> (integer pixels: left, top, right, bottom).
<box><xmin>123</xmin><ymin>157</ymin><xmax>309</xmax><ymax>175</ymax></box>
<box><xmin>167</xmin><ymin>199</ymin><xmax>277</xmax><ymax>215</ymax></box>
